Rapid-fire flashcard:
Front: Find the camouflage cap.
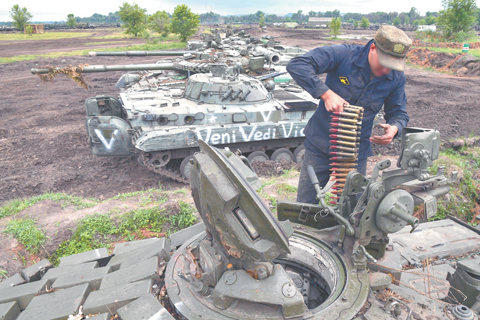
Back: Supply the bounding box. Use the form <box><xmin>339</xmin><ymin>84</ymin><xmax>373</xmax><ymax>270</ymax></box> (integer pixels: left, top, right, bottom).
<box><xmin>374</xmin><ymin>25</ymin><xmax>412</xmax><ymax>72</ymax></box>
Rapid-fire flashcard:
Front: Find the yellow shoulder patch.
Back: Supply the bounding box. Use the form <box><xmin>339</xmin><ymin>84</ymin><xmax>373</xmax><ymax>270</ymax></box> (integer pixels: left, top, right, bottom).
<box><xmin>339</xmin><ymin>77</ymin><xmax>350</xmax><ymax>85</ymax></box>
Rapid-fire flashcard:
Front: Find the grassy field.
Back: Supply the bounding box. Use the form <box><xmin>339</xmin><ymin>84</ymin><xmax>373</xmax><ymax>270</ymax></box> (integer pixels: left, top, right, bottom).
<box><xmin>405</xmin><ymin>61</ymin><xmax>455</xmax><ymax>74</ymax></box>
<box><xmin>428</xmin><ymin>144</ymin><xmax>480</xmax><ymax>224</ymax></box>
<box><xmin>83</xmin><ymin>40</ymin><xmax>129</xmax><ymax>46</ymax></box>
<box><xmin>91</xmin><ymin>32</ymin><xmax>137</xmax><ymax>40</ymax></box>
<box><xmin>0</xmin><ymin>41</ymin><xmax>186</xmax><ymax>64</ymax></box>
<box><xmin>0</xmin><ymin>32</ymin><xmax>93</xmax><ymax>41</ymax></box>
<box><xmin>0</xmin><ymin>168</ymin><xmax>301</xmax><ymax>270</ymax></box>
<box><xmin>92</xmin><ymin>32</ymin><xmax>178</xmax><ymax>41</ymax></box>
<box><xmin>424</xmin><ymin>46</ymin><xmax>480</xmax><ymax>59</ymax></box>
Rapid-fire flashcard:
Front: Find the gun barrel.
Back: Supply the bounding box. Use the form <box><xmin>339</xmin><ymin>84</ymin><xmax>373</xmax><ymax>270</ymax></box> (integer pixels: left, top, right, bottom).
<box><xmin>256</xmin><ymin>71</ymin><xmax>287</xmax><ymax>81</ymax></box>
<box><xmin>89</xmin><ymin>51</ymin><xmax>195</xmax><ymax>57</ymax></box>
<box><xmin>254</xmin><ymin>46</ymin><xmax>280</xmax><ymax>64</ymax></box>
<box><xmin>31</xmin><ymin>63</ymin><xmax>175</xmax><ymax>75</ymax></box>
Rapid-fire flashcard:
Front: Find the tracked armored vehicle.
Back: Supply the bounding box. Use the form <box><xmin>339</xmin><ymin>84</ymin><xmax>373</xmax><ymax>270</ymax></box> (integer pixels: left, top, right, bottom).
<box><xmin>94</xmin><ymin>65</ymin><xmax>315</xmax><ymax>182</ymax></box>
<box><xmin>2</xmin><ymin>127</ymin><xmax>480</xmax><ymax>320</ymax></box>
<box><xmin>33</xmin><ymin>64</ymin><xmax>317</xmax><ymax>182</ymax></box>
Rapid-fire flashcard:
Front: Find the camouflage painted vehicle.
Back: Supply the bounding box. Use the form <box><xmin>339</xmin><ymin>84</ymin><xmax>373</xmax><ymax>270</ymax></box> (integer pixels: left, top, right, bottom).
<box><xmin>2</xmin><ymin>128</ymin><xmax>479</xmax><ymax>320</ymax></box>
<box><xmin>89</xmin><ymin>45</ymin><xmax>284</xmax><ymax>76</ymax></box>
<box><xmin>90</xmin><ymin>32</ymin><xmax>306</xmax><ymax>69</ymax></box>
<box><xmin>33</xmin><ymin>63</ymin><xmax>317</xmax><ymax>182</ymax></box>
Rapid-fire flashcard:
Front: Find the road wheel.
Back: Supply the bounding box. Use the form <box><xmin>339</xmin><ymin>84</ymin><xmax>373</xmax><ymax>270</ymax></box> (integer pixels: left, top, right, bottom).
<box><xmin>180</xmin><ymin>156</ymin><xmax>194</xmax><ymax>180</ymax></box>
<box><xmin>293</xmin><ymin>145</ymin><xmax>306</xmax><ymax>165</ymax></box>
<box><xmin>247</xmin><ymin>151</ymin><xmax>269</xmax><ymax>163</ymax></box>
<box><xmin>144</xmin><ymin>151</ymin><xmax>171</xmax><ymax>168</ymax></box>
<box><xmin>271</xmin><ymin>148</ymin><xmax>293</xmax><ymax>162</ymax></box>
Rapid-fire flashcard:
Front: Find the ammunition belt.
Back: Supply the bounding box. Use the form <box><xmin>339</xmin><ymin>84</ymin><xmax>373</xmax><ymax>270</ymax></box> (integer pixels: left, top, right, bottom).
<box><xmin>328</xmin><ymin>105</ymin><xmax>364</xmax><ymax>201</ymax></box>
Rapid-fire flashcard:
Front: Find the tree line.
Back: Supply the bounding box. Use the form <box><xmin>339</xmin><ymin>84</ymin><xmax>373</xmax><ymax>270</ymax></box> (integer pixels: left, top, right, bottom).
<box><xmin>8</xmin><ymin>0</ymin><xmax>479</xmax><ymax>42</ymax></box>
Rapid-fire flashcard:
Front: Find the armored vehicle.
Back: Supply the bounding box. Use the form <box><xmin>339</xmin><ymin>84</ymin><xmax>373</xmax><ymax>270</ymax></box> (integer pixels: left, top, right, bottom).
<box><xmin>33</xmin><ymin>63</ymin><xmax>317</xmax><ymax>182</ymax></box>
<box><xmin>89</xmin><ymin>32</ymin><xmax>307</xmax><ymax>70</ymax></box>
<box><xmin>2</xmin><ymin>127</ymin><xmax>479</xmax><ymax>320</ymax></box>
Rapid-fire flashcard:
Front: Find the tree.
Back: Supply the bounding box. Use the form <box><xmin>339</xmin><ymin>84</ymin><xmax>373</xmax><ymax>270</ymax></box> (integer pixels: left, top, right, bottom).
<box><xmin>148</xmin><ymin>10</ymin><xmax>170</xmax><ymax>37</ymax></box>
<box><xmin>393</xmin><ymin>17</ymin><xmax>401</xmax><ymax>26</ymax></box>
<box><xmin>354</xmin><ymin>20</ymin><xmax>359</xmax><ymax>28</ymax></box>
<box><xmin>66</xmin><ymin>14</ymin><xmax>76</xmax><ymax>28</ymax></box>
<box><xmin>199</xmin><ymin>11</ymin><xmax>220</xmax><ymax>24</ymax></box>
<box><xmin>292</xmin><ymin>10</ymin><xmax>304</xmax><ymax>24</ymax></box>
<box><xmin>259</xmin><ymin>14</ymin><xmax>266</xmax><ymax>29</ymax></box>
<box><xmin>308</xmin><ymin>10</ymin><xmax>316</xmax><ymax>17</ymax></box>
<box><xmin>9</xmin><ymin>4</ymin><xmax>32</xmax><ymax>31</ymax></box>
<box><xmin>413</xmin><ymin>19</ymin><xmax>420</xmax><ymax>26</ymax></box>
<box><xmin>437</xmin><ymin>0</ymin><xmax>477</xmax><ymax>38</ymax></box>
<box><xmin>24</xmin><ymin>24</ymin><xmax>33</xmax><ymax>35</ymax></box>
<box><xmin>329</xmin><ymin>17</ymin><xmax>341</xmax><ymax>38</ymax></box>
<box><xmin>360</xmin><ymin>17</ymin><xmax>370</xmax><ymax>28</ymax></box>
<box><xmin>76</xmin><ymin>12</ymin><xmax>120</xmax><ymax>24</ymax></box>
<box><xmin>404</xmin><ymin>16</ymin><xmax>410</xmax><ymax>25</ymax></box>
<box><xmin>324</xmin><ymin>10</ymin><xmax>340</xmax><ymax>18</ymax></box>
<box><xmin>408</xmin><ymin>7</ymin><xmax>420</xmax><ymax>21</ymax></box>
<box><xmin>170</xmin><ymin>4</ymin><xmax>200</xmax><ymax>42</ymax></box>
<box><xmin>118</xmin><ymin>2</ymin><xmax>147</xmax><ymax>36</ymax></box>
<box><xmin>425</xmin><ymin>16</ymin><xmax>437</xmax><ymax>25</ymax></box>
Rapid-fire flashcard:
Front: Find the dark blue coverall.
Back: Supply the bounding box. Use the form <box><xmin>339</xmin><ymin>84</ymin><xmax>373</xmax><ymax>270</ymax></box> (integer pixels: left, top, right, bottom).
<box><xmin>286</xmin><ymin>39</ymin><xmax>409</xmax><ymax>204</ymax></box>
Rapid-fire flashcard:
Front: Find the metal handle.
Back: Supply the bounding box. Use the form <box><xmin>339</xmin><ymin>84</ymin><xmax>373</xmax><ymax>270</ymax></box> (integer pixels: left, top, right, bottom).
<box><xmin>384</xmin><ymin>297</ymin><xmax>412</xmax><ymax>320</ymax></box>
<box><xmin>306</xmin><ymin>165</ymin><xmax>355</xmax><ymax>236</ymax></box>
<box><xmin>307</xmin><ymin>165</ymin><xmax>319</xmax><ymax>185</ymax></box>
<box><xmin>390</xmin><ymin>207</ymin><xmax>419</xmax><ymax>232</ymax></box>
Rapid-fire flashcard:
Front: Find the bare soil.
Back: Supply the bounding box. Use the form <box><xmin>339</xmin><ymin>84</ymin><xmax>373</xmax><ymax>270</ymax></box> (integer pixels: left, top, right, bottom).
<box><xmin>0</xmin><ymin>191</ymin><xmax>197</xmax><ymax>276</ymax></box>
<box><xmin>0</xmin><ymin>29</ymin><xmax>144</xmax><ymax>58</ymax></box>
<box><xmin>1</xmin><ymin>27</ymin><xmax>479</xmax><ymax>205</ymax></box>
<box><xmin>408</xmin><ymin>48</ymin><xmax>480</xmax><ymax>76</ymax></box>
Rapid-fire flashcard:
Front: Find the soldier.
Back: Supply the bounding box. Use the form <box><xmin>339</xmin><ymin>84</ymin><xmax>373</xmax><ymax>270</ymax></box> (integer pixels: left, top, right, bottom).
<box><xmin>287</xmin><ymin>25</ymin><xmax>411</xmax><ymax>204</ymax></box>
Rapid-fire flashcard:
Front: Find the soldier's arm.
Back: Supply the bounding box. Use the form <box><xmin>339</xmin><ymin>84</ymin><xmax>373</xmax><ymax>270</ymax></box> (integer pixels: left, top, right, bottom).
<box><xmin>286</xmin><ymin>45</ymin><xmax>350</xmax><ymax>99</ymax></box>
<box><xmin>384</xmin><ymin>74</ymin><xmax>409</xmax><ymax>137</ymax></box>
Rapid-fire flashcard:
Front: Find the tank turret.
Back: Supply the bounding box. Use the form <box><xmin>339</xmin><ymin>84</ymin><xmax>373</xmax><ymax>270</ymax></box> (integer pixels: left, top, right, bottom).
<box><xmin>79</xmin><ymin>63</ymin><xmax>317</xmax><ymax>181</ymax></box>
<box><xmin>1</xmin><ymin>131</ymin><xmax>475</xmax><ymax>319</ymax></box>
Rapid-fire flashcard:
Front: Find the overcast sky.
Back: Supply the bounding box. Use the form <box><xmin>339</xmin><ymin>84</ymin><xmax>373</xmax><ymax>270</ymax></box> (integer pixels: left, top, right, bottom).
<box><xmin>1</xmin><ymin>0</ymin><xmax>476</xmax><ymax>22</ymax></box>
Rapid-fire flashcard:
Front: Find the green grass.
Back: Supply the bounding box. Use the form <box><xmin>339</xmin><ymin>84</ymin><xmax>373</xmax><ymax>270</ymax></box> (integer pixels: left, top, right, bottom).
<box><xmin>405</xmin><ymin>61</ymin><xmax>454</xmax><ymax>75</ymax></box>
<box><xmin>0</xmin><ymin>41</ymin><xmax>186</xmax><ymax>64</ymax></box>
<box><xmin>0</xmin><ymin>269</ymin><xmax>8</xmax><ymax>280</ymax></box>
<box><xmin>277</xmin><ymin>183</ymin><xmax>298</xmax><ymax>198</ymax></box>
<box><xmin>0</xmin><ymin>193</ymin><xmax>97</xmax><ymax>219</ymax></box>
<box><xmin>0</xmin><ymin>32</ymin><xmax>93</xmax><ymax>41</ymax></box>
<box><xmin>422</xmin><ymin>46</ymin><xmax>480</xmax><ymax>59</ymax></box>
<box><xmin>415</xmin><ymin>31</ymin><xmax>480</xmax><ymax>44</ymax></box>
<box><xmin>49</xmin><ymin>198</ymin><xmax>196</xmax><ymax>265</ymax></box>
<box><xmin>4</xmin><ymin>219</ymin><xmax>46</xmax><ymax>253</ymax></box>
<box><xmin>91</xmin><ymin>32</ymin><xmax>137</xmax><ymax>40</ymax></box>
<box><xmin>168</xmin><ymin>201</ymin><xmax>197</xmax><ymax>231</ymax></box>
<box><xmin>324</xmin><ymin>36</ymin><xmax>345</xmax><ymax>40</ymax></box>
<box><xmin>92</xmin><ymin>32</ymin><xmax>177</xmax><ymax>41</ymax></box>
<box><xmin>49</xmin><ymin>206</ymin><xmax>169</xmax><ymax>265</ymax></box>
<box><xmin>173</xmin><ymin>188</ymin><xmax>190</xmax><ymax>196</ymax></box>
<box><xmin>110</xmin><ymin>186</ymin><xmax>167</xmax><ymax>204</ymax></box>
<box><xmin>429</xmin><ymin>147</ymin><xmax>480</xmax><ymax>223</ymax></box>
<box><xmin>281</xmin><ymin>168</ymin><xmax>300</xmax><ymax>179</ymax></box>
<box><xmin>83</xmin><ymin>40</ymin><xmax>129</xmax><ymax>46</ymax></box>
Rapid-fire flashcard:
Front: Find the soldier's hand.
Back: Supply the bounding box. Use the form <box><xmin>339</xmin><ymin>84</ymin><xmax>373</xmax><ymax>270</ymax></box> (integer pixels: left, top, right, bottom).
<box><xmin>370</xmin><ymin>124</ymin><xmax>398</xmax><ymax>145</ymax></box>
<box><xmin>320</xmin><ymin>90</ymin><xmax>346</xmax><ymax>113</ymax></box>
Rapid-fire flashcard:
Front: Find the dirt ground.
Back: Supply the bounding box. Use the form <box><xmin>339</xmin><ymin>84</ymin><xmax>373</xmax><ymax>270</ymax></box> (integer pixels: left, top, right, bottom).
<box><xmin>0</xmin><ymin>29</ymin><xmax>145</xmax><ymax>58</ymax></box>
<box><xmin>1</xmin><ymin>27</ymin><xmax>479</xmax><ymax>205</ymax></box>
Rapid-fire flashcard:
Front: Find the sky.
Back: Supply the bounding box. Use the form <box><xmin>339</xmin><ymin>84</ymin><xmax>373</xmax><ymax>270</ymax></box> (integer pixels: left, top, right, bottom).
<box><xmin>1</xmin><ymin>0</ymin><xmax>477</xmax><ymax>22</ymax></box>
